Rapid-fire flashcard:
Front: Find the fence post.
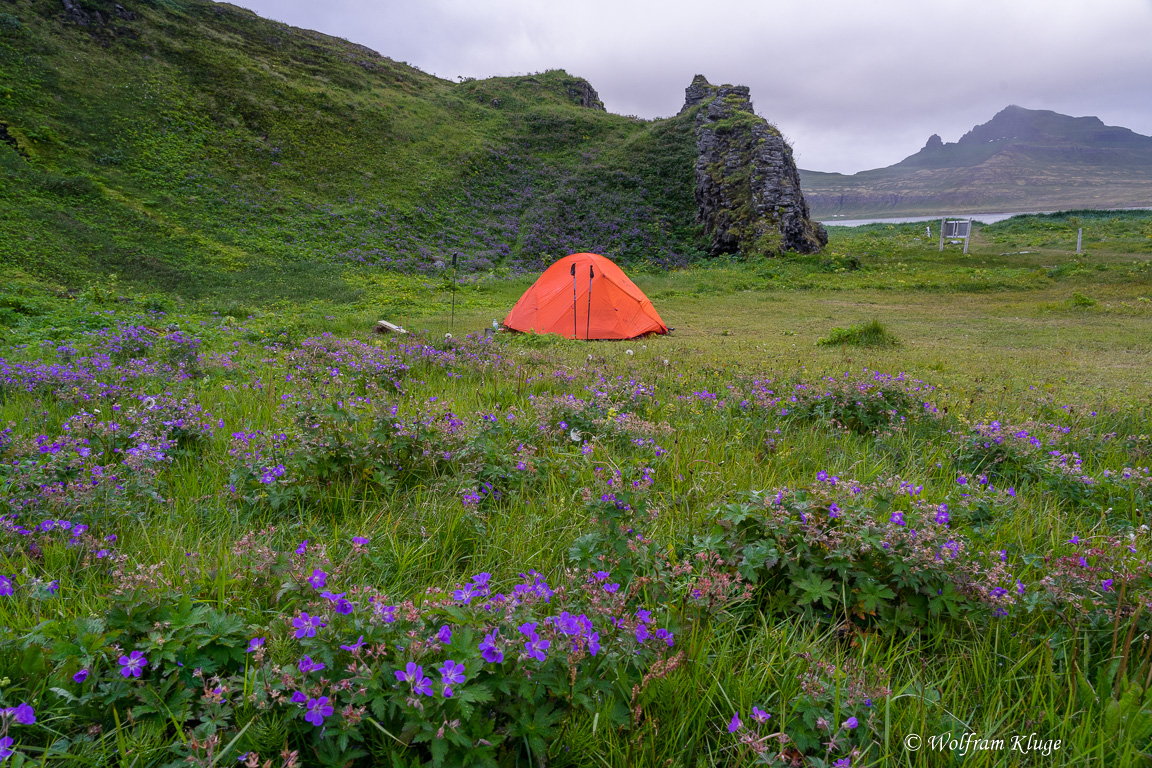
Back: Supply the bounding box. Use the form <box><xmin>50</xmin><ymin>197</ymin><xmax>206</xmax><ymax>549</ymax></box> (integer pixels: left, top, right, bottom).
<box><xmin>938</xmin><ymin>217</ymin><xmax>946</xmax><ymax>252</ymax></box>
<box><xmin>963</xmin><ymin>218</ymin><xmax>973</xmax><ymax>255</ymax></box>
<box><xmin>1077</xmin><ymin>228</ymin><xmax>1083</xmax><ymax>254</ymax></box>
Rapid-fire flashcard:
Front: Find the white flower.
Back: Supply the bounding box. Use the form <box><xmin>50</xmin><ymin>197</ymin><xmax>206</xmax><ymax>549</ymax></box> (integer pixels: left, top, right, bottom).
<box><xmin>625</xmin><ymin>349</ymin><xmax>634</xmax><ymax>356</ymax></box>
<box><xmin>569</xmin><ymin>429</ymin><xmax>581</xmax><ymax>442</ymax></box>
<box><xmin>663</xmin><ymin>359</ymin><xmax>669</xmax><ymax>366</ymax></box>
<box><xmin>445</xmin><ymin>333</ymin><xmax>452</xmax><ymax>340</ymax></box>
<box><xmin>143</xmin><ymin>397</ymin><xmax>157</xmax><ymax>410</ymax></box>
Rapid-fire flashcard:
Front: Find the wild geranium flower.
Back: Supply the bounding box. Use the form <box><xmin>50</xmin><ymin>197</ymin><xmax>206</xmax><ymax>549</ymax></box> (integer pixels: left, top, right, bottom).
<box><xmin>751</xmin><ymin>706</ymin><xmax>770</xmax><ymax>723</ymax></box>
<box><xmin>935</xmin><ymin>505</ymin><xmax>949</xmax><ymax>525</ymax></box>
<box><xmin>956</xmin><ymin>476</ymin><xmax>967</xmax><ymax>485</ymax></box>
<box><xmin>352</xmin><ymin>536</ymin><xmax>370</xmax><ymax>546</ymax></box>
<box><xmin>1068</xmin><ymin>535</ymin><xmax>1080</xmax><ymax>544</ymax></box>
<box><xmin>246</xmin><ymin>637</ymin><xmax>265</xmax><ymax>653</ymax></box>
<box><xmin>439</xmin><ymin>659</ymin><xmax>466</xmax><ymax>697</ymax></box>
<box><xmin>479</xmin><ymin>631</ymin><xmax>504</xmax><ymax>663</ymax></box>
<box><xmin>307</xmin><ymin>569</ymin><xmax>327</xmax><ymax>590</ymax></box>
<box><xmin>340</xmin><ymin>636</ymin><xmax>366</xmax><ymax>652</ymax></box>
<box><xmin>73</xmin><ymin>669</ymin><xmax>90</xmax><ymax>683</ymax></box>
<box><xmin>728</xmin><ymin>712</ymin><xmax>742</xmax><ymax>733</ymax></box>
<box><xmin>592</xmin><ymin>570</ymin><xmax>611</xmax><ymax>582</ymax></box>
<box><xmin>119</xmin><ymin>650</ymin><xmax>147</xmax><ymax>678</ymax></box>
<box><xmin>636</xmin><ymin>609</ymin><xmax>652</xmax><ymax>623</ymax></box>
<box><xmin>5</xmin><ymin>703</ymin><xmax>35</xmax><ymax>725</ymax></box>
<box><xmin>1103</xmin><ymin>579</ymin><xmax>1114</xmax><ymax>591</ymax></box>
<box><xmin>298</xmin><ymin>655</ymin><xmax>325</xmax><ymax>674</ymax></box>
<box><xmin>295</xmin><ymin>539</ymin><xmax>308</xmax><ymax>554</ymax></box>
<box><xmin>436</xmin><ymin>624</ymin><xmax>453</xmax><ymax>645</ymax></box>
<box><xmin>890</xmin><ymin>512</ymin><xmax>905</xmax><ymax>526</ymax></box>
<box><xmin>378</xmin><ymin>604</ymin><xmax>398</xmax><ymax>623</ymax></box>
<box><xmin>587</xmin><ymin>631</ymin><xmax>601</xmax><ymax>656</ymax></box>
<box><xmin>655</xmin><ymin>628</ymin><xmax>674</xmax><ymax>647</ymax></box>
<box><xmin>635</xmin><ymin>624</ymin><xmax>651</xmax><ymax>643</ymax></box>
<box><xmin>524</xmin><ymin>632</ymin><xmax>550</xmax><ymax>661</ymax></box>
<box><xmin>305</xmin><ymin>696</ymin><xmax>333</xmax><ymax>726</ymax></box>
<box><xmin>290</xmin><ymin>691</ymin><xmax>307</xmax><ymax>704</ymax></box>
<box><xmin>843</xmin><ymin>716</ymin><xmax>858</xmax><ymax>729</ymax></box>
<box><xmin>395</xmin><ymin>662</ymin><xmax>433</xmax><ymax>696</ymax></box>
<box><xmin>453</xmin><ymin>584</ymin><xmax>476</xmax><ymax>604</ymax></box>
<box><xmin>0</xmin><ymin>575</ymin><xmax>13</xmax><ymax>596</ymax></box>
<box><xmin>518</xmin><ymin>621</ymin><xmax>538</xmax><ymax>637</ymax></box>
<box><xmin>604</xmin><ymin>583</ymin><xmax>620</xmax><ymax>593</ymax></box>
<box><xmin>833</xmin><ymin>759</ymin><xmax>851</xmax><ymax>768</ymax></box>
<box><xmin>471</xmin><ymin>572</ymin><xmax>492</xmax><ymax>596</ymax></box>
<box><xmin>293</xmin><ymin>612</ymin><xmax>326</xmax><ymax>639</ymax></box>
<box><xmin>0</xmin><ymin>736</ymin><xmax>13</xmax><ymax>761</ymax></box>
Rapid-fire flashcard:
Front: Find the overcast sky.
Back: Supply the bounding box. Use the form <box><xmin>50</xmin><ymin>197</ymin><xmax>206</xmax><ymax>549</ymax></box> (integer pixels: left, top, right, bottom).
<box><xmin>230</xmin><ymin>0</ymin><xmax>1152</xmax><ymax>174</ymax></box>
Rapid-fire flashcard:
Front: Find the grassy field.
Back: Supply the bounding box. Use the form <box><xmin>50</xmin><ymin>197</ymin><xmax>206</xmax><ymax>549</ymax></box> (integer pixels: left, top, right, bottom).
<box><xmin>1</xmin><ymin>214</ymin><xmax>1151</xmax><ymax>767</ymax></box>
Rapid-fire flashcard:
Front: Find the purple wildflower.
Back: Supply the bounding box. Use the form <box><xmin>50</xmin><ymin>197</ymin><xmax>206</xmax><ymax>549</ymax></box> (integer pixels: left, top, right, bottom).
<box><xmin>298</xmin><ymin>655</ymin><xmax>325</xmax><ymax>674</ymax></box>
<box><xmin>752</xmin><ymin>706</ymin><xmax>770</xmax><ymax>723</ymax></box>
<box><xmin>439</xmin><ymin>659</ymin><xmax>466</xmax><ymax>697</ymax></box>
<box><xmin>340</xmin><ymin>635</ymin><xmax>366</xmax><ymax>652</ymax></box>
<box><xmin>844</xmin><ymin>716</ymin><xmax>858</xmax><ymax>729</ymax></box>
<box><xmin>6</xmin><ymin>703</ymin><xmax>35</xmax><ymax>725</ymax></box>
<box><xmin>246</xmin><ymin>637</ymin><xmax>265</xmax><ymax>653</ymax></box>
<box><xmin>293</xmin><ymin>612</ymin><xmax>326</xmax><ymax>639</ymax></box>
<box><xmin>728</xmin><ymin>712</ymin><xmax>742</xmax><ymax>733</ymax></box>
<box><xmin>479</xmin><ymin>631</ymin><xmax>504</xmax><ymax>663</ymax></box>
<box><xmin>305</xmin><ymin>696</ymin><xmax>333</xmax><ymax>726</ymax></box>
<box><xmin>73</xmin><ymin>669</ymin><xmax>89</xmax><ymax>683</ymax></box>
<box><xmin>436</xmin><ymin>624</ymin><xmax>453</xmax><ymax>645</ymax></box>
<box><xmin>524</xmin><ymin>632</ymin><xmax>550</xmax><ymax>662</ymax></box>
<box><xmin>118</xmin><ymin>650</ymin><xmax>147</xmax><ymax>678</ymax></box>
<box><xmin>307</xmin><ymin>569</ymin><xmax>327</xmax><ymax>590</ymax></box>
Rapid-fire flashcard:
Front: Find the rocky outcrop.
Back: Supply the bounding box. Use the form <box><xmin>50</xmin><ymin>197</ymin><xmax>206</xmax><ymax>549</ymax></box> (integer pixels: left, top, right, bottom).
<box><xmin>564</xmin><ymin>78</ymin><xmax>605</xmax><ymax>111</ymax></box>
<box><xmin>683</xmin><ymin>75</ymin><xmax>826</xmax><ymax>256</ymax></box>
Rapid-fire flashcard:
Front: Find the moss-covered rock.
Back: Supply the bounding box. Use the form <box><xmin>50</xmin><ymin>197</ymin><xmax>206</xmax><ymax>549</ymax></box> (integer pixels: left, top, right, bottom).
<box><xmin>684</xmin><ymin>75</ymin><xmax>827</xmax><ymax>256</ymax></box>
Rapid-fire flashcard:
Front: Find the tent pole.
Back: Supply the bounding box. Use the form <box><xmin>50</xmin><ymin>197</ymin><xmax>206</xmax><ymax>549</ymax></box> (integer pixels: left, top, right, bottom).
<box><xmin>585</xmin><ymin>264</ymin><xmax>594</xmax><ymax>340</ymax></box>
<box><xmin>571</xmin><ymin>262</ymin><xmax>577</xmax><ymax>340</ymax></box>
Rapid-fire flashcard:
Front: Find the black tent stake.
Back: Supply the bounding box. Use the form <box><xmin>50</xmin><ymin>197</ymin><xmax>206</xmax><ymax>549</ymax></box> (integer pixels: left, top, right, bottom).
<box><xmin>585</xmin><ymin>264</ymin><xmax>594</xmax><ymax>340</ymax></box>
<box><xmin>570</xmin><ymin>262</ymin><xmax>577</xmax><ymax>340</ymax></box>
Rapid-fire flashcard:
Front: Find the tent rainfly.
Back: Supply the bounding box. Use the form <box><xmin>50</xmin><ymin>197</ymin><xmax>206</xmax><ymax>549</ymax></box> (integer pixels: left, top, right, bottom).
<box><xmin>503</xmin><ymin>253</ymin><xmax>668</xmax><ymax>340</ymax></box>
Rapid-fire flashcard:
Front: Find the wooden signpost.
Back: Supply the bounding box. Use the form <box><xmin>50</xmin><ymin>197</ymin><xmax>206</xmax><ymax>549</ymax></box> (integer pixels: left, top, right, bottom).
<box><xmin>938</xmin><ymin>217</ymin><xmax>974</xmax><ymax>254</ymax></box>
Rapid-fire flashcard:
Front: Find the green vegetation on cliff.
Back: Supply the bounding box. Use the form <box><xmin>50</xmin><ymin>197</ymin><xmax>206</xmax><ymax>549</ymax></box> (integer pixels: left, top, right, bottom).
<box><xmin>0</xmin><ymin>0</ymin><xmax>705</xmax><ymax>300</ymax></box>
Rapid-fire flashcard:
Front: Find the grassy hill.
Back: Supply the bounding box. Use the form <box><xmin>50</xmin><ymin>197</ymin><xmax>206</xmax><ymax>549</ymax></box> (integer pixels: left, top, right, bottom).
<box><xmin>0</xmin><ymin>0</ymin><xmax>704</xmax><ymax>302</ymax></box>
<box><xmin>801</xmin><ymin>106</ymin><xmax>1152</xmax><ymax>218</ymax></box>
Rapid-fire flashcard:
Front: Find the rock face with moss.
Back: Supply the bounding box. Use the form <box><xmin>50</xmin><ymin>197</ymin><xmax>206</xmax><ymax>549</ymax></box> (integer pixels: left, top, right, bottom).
<box><xmin>683</xmin><ymin>75</ymin><xmax>826</xmax><ymax>256</ymax></box>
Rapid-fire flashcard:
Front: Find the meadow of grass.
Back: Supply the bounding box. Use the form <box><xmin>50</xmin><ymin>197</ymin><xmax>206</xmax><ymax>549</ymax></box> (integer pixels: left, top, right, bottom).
<box><xmin>1</xmin><ymin>215</ymin><xmax>1151</xmax><ymax>766</ymax></box>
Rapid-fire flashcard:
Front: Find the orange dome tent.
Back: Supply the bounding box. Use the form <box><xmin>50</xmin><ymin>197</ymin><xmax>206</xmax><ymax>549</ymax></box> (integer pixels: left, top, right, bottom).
<box><xmin>503</xmin><ymin>253</ymin><xmax>668</xmax><ymax>340</ymax></box>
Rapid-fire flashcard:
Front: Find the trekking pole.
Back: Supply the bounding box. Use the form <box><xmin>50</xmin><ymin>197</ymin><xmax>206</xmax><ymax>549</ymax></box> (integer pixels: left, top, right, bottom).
<box><xmin>571</xmin><ymin>262</ymin><xmax>577</xmax><ymax>340</ymax></box>
<box><xmin>450</xmin><ymin>253</ymin><xmax>457</xmax><ymax>331</ymax></box>
<box><xmin>585</xmin><ymin>264</ymin><xmax>594</xmax><ymax>340</ymax></box>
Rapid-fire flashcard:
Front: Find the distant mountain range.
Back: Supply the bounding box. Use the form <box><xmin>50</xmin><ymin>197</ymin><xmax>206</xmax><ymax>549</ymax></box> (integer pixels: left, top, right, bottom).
<box><xmin>799</xmin><ymin>106</ymin><xmax>1152</xmax><ymax>219</ymax></box>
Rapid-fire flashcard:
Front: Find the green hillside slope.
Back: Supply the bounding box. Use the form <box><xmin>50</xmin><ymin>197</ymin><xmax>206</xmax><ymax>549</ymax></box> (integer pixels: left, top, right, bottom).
<box><xmin>0</xmin><ymin>0</ymin><xmax>705</xmax><ymax>300</ymax></box>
